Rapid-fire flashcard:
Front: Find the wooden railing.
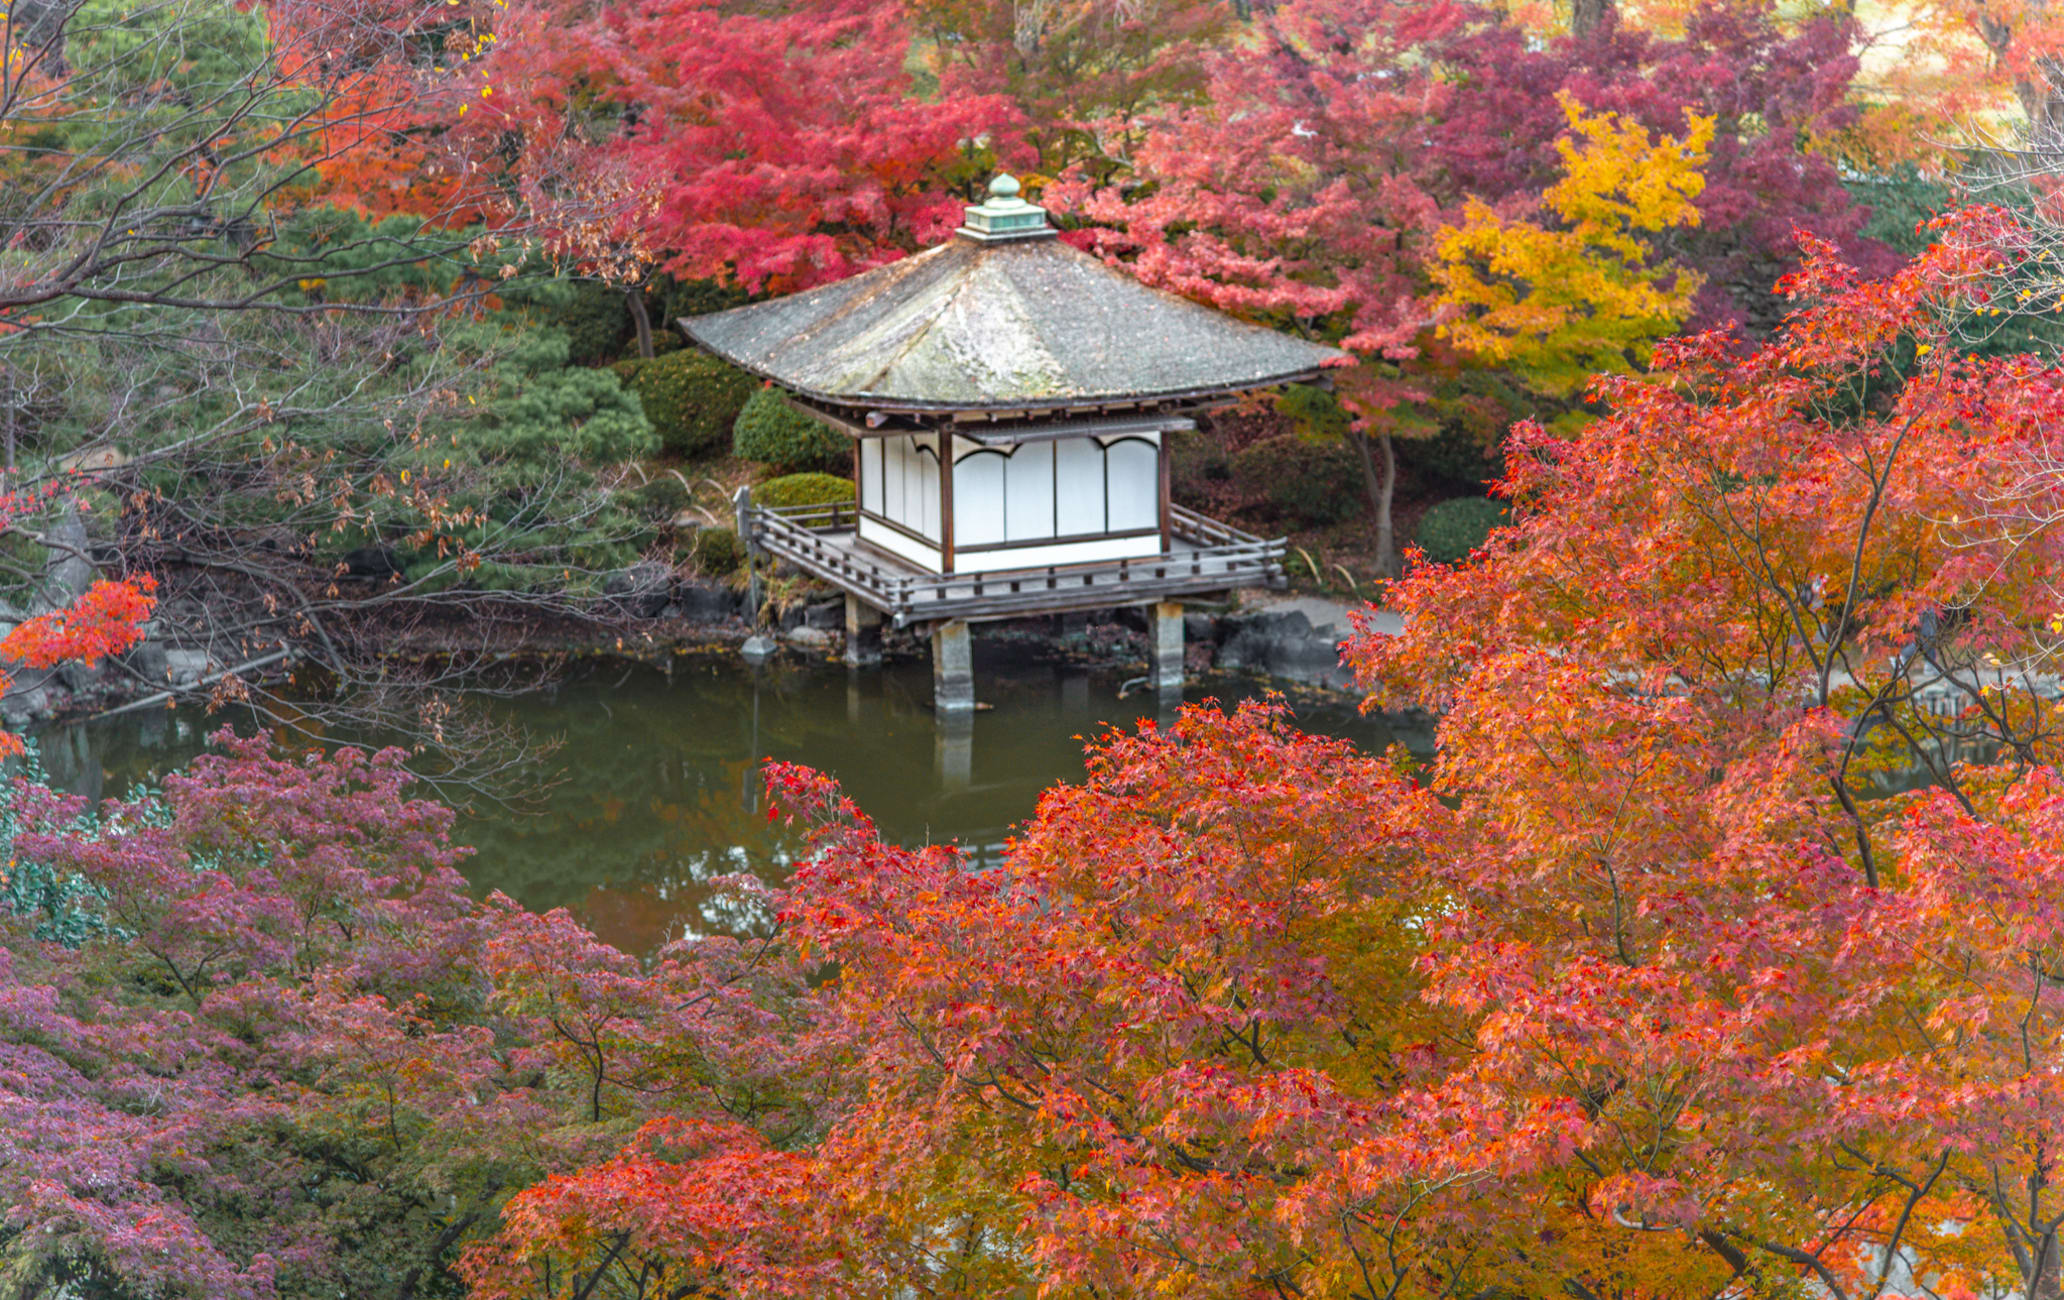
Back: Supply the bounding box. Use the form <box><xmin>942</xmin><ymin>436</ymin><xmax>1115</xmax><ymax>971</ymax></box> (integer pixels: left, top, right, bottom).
<box><xmin>747</xmin><ymin>499</ymin><xmax>1285</xmax><ymax>626</ymax></box>
<box><xmin>748</xmin><ymin>503</ymin><xmax>906</xmax><ymax>609</ymax></box>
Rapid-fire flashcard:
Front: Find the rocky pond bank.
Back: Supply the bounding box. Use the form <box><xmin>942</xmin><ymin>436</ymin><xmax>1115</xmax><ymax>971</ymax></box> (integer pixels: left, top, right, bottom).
<box><xmin>597</xmin><ymin>563</ymin><xmax>1386</xmax><ymax>692</ymax></box>
<box><xmin>5</xmin><ymin>557</ymin><xmax>1392</xmax><ymax>730</ymax></box>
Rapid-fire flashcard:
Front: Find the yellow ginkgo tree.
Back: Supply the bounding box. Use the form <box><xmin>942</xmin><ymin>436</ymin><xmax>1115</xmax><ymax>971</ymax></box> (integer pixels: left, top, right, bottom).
<box><xmin>1433</xmin><ymin>94</ymin><xmax>1715</xmax><ymax>400</ymax></box>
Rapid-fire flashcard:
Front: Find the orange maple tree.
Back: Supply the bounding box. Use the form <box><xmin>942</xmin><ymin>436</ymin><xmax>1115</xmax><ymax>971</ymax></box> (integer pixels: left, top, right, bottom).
<box><xmin>452</xmin><ymin>208</ymin><xmax>2064</xmax><ymax>1300</ymax></box>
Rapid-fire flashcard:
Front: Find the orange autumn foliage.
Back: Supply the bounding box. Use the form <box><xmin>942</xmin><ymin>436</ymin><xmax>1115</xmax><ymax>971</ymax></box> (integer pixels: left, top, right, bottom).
<box><xmin>464</xmin><ymin>210</ymin><xmax>2064</xmax><ymax>1300</ymax></box>
<box><xmin>0</xmin><ymin>576</ymin><xmax>155</xmax><ymax>757</ymax></box>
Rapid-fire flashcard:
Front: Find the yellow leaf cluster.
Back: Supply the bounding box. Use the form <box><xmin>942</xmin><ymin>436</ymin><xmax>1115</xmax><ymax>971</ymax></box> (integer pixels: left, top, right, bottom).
<box><xmin>1432</xmin><ymin>94</ymin><xmax>1714</xmax><ymax>397</ymax></box>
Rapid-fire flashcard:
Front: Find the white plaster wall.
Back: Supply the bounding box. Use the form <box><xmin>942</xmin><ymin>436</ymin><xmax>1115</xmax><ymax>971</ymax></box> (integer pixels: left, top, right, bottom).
<box><xmin>1054</xmin><ymin>439</ymin><xmax>1105</xmax><ymax>537</ymax></box>
<box><xmin>916</xmin><ymin>436</ymin><xmax>940</xmax><ymax>540</ymax></box>
<box><xmin>962</xmin><ymin>532</ymin><xmax>1164</xmax><ymax>571</ymax></box>
<box><xmin>859</xmin><ymin>439</ymin><xmax>884</xmax><ymax>515</ymax></box>
<box><xmin>954</xmin><ymin>452</ymin><xmax>1007</xmax><ymax>547</ymax></box>
<box><xmin>1004</xmin><ymin>442</ymin><xmax>1055</xmax><ymax>541</ymax></box>
<box><xmin>1106</xmin><ymin>438</ymin><xmax>1160</xmax><ymax>532</ymax></box>
<box><xmin>857</xmin><ymin>516</ymin><xmax>943</xmax><ymax>571</ymax></box>
<box><xmin>872</xmin><ymin>435</ymin><xmax>941</xmax><ymax>541</ymax></box>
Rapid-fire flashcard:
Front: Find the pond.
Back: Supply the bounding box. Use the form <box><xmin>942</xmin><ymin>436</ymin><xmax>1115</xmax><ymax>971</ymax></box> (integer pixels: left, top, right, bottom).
<box><xmin>28</xmin><ymin>644</ymin><xmax>1423</xmax><ymax>952</ymax></box>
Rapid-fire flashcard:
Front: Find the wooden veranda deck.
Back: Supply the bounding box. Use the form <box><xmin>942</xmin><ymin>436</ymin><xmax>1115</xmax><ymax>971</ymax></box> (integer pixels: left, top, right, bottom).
<box><xmin>747</xmin><ymin>502</ymin><xmax>1286</xmax><ymax>628</ymax></box>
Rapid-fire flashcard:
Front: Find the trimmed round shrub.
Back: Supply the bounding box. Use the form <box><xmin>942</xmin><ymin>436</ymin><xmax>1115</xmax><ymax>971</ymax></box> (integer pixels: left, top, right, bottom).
<box><xmin>689</xmin><ymin>526</ymin><xmax>746</xmax><ymax>576</ymax></box>
<box><xmin>754</xmin><ymin>472</ymin><xmax>855</xmax><ymax>508</ymax></box>
<box><xmin>1414</xmin><ymin>496</ymin><xmax>1508</xmax><ymax>565</ymax></box>
<box><xmin>731</xmin><ymin>389</ymin><xmax>846</xmax><ymax>472</ymax></box>
<box><xmin>1228</xmin><ymin>434</ymin><xmax>1363</xmax><ymax>527</ymax></box>
<box><xmin>620</xmin><ymin>350</ymin><xmax>758</xmax><ymax>457</ymax></box>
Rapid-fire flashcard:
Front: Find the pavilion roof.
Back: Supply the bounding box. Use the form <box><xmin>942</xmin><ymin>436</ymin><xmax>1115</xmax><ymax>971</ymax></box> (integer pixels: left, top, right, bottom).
<box><xmin>680</xmin><ymin>185</ymin><xmax>1346</xmax><ymax>418</ymax></box>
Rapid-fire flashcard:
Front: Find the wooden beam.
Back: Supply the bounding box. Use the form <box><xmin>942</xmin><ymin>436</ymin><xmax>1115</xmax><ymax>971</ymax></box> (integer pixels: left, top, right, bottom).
<box><xmin>1159</xmin><ymin>435</ymin><xmax>1172</xmax><ymax>554</ymax></box>
<box><xmin>939</xmin><ymin>431</ymin><xmax>956</xmax><ymax>574</ymax></box>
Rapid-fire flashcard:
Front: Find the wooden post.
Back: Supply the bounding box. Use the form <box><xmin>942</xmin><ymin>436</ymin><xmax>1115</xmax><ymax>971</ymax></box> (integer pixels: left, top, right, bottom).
<box><xmin>735</xmin><ymin>485</ymin><xmax>776</xmax><ymax>663</ymax></box>
<box><xmin>1151</xmin><ymin>601</ymin><xmax>1184</xmax><ymax>694</ymax></box>
<box><xmin>844</xmin><ymin>594</ymin><xmax>883</xmax><ymax>668</ymax></box>
<box><xmin>939</xmin><ymin>431</ymin><xmax>956</xmax><ymax>573</ymax></box>
<box><xmin>931</xmin><ymin>619</ymin><xmax>975</xmax><ymax>712</ymax></box>
<box><xmin>1159</xmin><ymin>434</ymin><xmax>1172</xmax><ymax>553</ymax></box>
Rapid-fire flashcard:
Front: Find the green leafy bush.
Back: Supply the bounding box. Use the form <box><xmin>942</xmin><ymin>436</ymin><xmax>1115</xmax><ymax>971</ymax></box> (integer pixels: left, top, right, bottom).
<box><xmin>363</xmin><ymin>322</ymin><xmax>659</xmax><ymax>593</ymax></box>
<box><xmin>627</xmin><ymin>475</ymin><xmax>695</xmax><ymax>519</ymax></box>
<box><xmin>651</xmin><ymin>274</ymin><xmax>753</xmax><ymax>324</ymax></box>
<box><xmin>554</xmin><ymin>281</ymin><xmax>633</xmax><ymax>366</ymax></box>
<box><xmin>1229</xmin><ymin>435</ymin><xmax>1363</xmax><ymax>527</ymax></box>
<box><xmin>690</xmin><ymin>526</ymin><xmax>746</xmax><ymax>576</ymax></box>
<box><xmin>1397</xmin><ymin>422</ymin><xmax>1505</xmax><ymax>487</ymax></box>
<box><xmin>1167</xmin><ymin>427</ymin><xmax>1232</xmax><ymax>497</ymax></box>
<box><xmin>731</xmin><ymin>389</ymin><xmax>846</xmax><ymax>472</ymax></box>
<box><xmin>754</xmin><ymin>473</ymin><xmax>855</xmax><ymax>508</ymax></box>
<box><xmin>1414</xmin><ymin>496</ymin><xmax>1508</xmax><ymax>565</ymax></box>
<box><xmin>619</xmin><ymin>350</ymin><xmax>758</xmax><ymax>457</ymax></box>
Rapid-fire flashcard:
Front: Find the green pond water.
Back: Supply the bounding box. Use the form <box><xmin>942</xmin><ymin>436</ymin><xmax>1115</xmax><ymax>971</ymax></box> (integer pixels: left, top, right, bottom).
<box><xmin>28</xmin><ymin>646</ymin><xmax>1422</xmax><ymax>952</ymax></box>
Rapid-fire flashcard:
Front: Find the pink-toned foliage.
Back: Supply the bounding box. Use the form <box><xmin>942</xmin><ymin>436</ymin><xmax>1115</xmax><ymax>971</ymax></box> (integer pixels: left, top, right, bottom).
<box><xmin>0</xmin><ymin>728</ymin><xmax>823</xmax><ymax>1299</ymax></box>
<box><xmin>1061</xmin><ymin>0</ymin><xmax>1890</xmax><ymax>391</ymax></box>
<box><xmin>470</xmin><ymin>0</ymin><xmax>1012</xmax><ymax>291</ymax></box>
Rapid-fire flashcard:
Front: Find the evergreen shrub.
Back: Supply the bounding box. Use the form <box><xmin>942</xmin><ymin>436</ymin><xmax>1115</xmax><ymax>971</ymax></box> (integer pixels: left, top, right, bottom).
<box><xmin>1229</xmin><ymin>435</ymin><xmax>1363</xmax><ymax>526</ymax></box>
<box><xmin>1397</xmin><ymin>423</ymin><xmax>1505</xmax><ymax>487</ymax></box>
<box><xmin>619</xmin><ymin>350</ymin><xmax>757</xmax><ymax>456</ymax></box>
<box><xmin>627</xmin><ymin>476</ymin><xmax>694</xmax><ymax>519</ymax></box>
<box><xmin>1414</xmin><ymin>496</ymin><xmax>1508</xmax><ymax>564</ymax></box>
<box><xmin>691</xmin><ymin>526</ymin><xmax>746</xmax><ymax>576</ymax></box>
<box><xmin>554</xmin><ymin>281</ymin><xmax>632</xmax><ymax>366</ymax></box>
<box><xmin>731</xmin><ymin>389</ymin><xmax>845</xmax><ymax>472</ymax></box>
<box><xmin>754</xmin><ymin>473</ymin><xmax>855</xmax><ymax>508</ymax></box>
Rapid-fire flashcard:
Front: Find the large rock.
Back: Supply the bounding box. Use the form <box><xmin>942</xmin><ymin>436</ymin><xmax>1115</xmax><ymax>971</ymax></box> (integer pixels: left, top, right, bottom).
<box><xmin>1215</xmin><ymin>610</ymin><xmax>1350</xmax><ymax>686</ymax></box>
<box><xmin>126</xmin><ymin>637</ymin><xmax>169</xmax><ymax>685</ymax></box>
<box><xmin>43</xmin><ymin>507</ymin><xmax>93</xmax><ymax>608</ymax></box>
<box><xmin>603</xmin><ymin>562</ymin><xmax>675</xmax><ymax>619</ymax></box>
<box><xmin>55</xmin><ymin>659</ymin><xmax>104</xmax><ymax>691</ymax></box>
<box><xmin>164</xmin><ymin>649</ymin><xmax>213</xmax><ymax>688</ymax></box>
<box><xmin>1</xmin><ymin>683</ymin><xmax>45</xmax><ymax>730</ymax></box>
<box><xmin>785</xmin><ymin>625</ymin><xmax>833</xmax><ymax>651</ymax></box>
<box><xmin>672</xmin><ymin>579</ymin><xmax>742</xmax><ymax>622</ymax></box>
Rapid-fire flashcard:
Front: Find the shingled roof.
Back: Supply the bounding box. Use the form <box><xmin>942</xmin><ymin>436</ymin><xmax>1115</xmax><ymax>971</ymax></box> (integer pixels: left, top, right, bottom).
<box><xmin>679</xmin><ymin>178</ymin><xmax>1347</xmax><ymax>418</ymax></box>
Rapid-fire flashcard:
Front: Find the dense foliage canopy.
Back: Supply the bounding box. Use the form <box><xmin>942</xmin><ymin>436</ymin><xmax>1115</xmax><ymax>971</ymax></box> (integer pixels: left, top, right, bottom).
<box><xmin>17</xmin><ymin>0</ymin><xmax>2064</xmax><ymax>1295</ymax></box>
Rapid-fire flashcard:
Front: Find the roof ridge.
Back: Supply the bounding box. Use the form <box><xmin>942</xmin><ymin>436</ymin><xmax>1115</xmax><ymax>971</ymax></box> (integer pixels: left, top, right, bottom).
<box><xmin>857</xmin><ymin>243</ymin><xmax>985</xmax><ymax>395</ymax></box>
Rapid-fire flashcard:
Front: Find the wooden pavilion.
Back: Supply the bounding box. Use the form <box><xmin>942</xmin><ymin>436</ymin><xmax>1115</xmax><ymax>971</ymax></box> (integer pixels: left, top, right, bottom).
<box><xmin>682</xmin><ymin>175</ymin><xmax>1345</xmax><ymax>711</ymax></box>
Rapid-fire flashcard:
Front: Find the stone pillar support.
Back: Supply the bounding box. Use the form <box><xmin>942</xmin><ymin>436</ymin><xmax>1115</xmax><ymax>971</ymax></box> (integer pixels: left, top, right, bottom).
<box><xmin>1151</xmin><ymin>601</ymin><xmax>1185</xmax><ymax>694</ymax></box>
<box><xmin>932</xmin><ymin>620</ymin><xmax>975</xmax><ymax>713</ymax></box>
<box><xmin>844</xmin><ymin>595</ymin><xmax>884</xmax><ymax>668</ymax></box>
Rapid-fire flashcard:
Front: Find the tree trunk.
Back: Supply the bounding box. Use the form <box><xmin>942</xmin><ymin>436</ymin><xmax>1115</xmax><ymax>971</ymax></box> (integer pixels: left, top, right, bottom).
<box><xmin>1352</xmin><ymin>430</ymin><xmax>1399</xmax><ymax>578</ymax></box>
<box><xmin>1570</xmin><ymin>0</ymin><xmax>1613</xmax><ymax>35</ymax></box>
<box><xmin>626</xmin><ymin>286</ymin><xmax>654</xmax><ymax>360</ymax></box>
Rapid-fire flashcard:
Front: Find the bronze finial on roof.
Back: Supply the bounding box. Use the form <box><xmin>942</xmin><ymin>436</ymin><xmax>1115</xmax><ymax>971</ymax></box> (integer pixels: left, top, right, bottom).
<box><xmin>957</xmin><ymin>174</ymin><xmax>1053</xmax><ymax>243</ymax></box>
